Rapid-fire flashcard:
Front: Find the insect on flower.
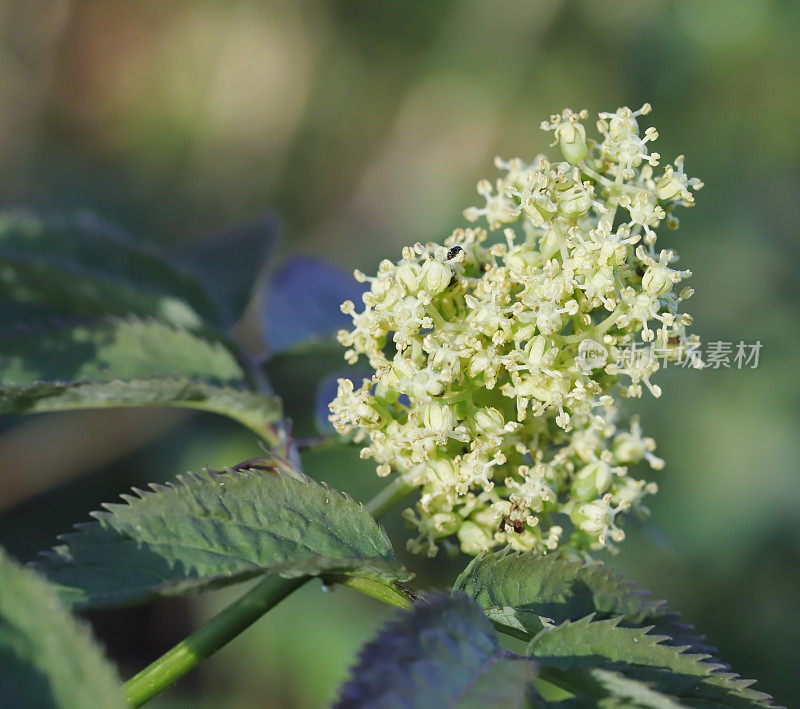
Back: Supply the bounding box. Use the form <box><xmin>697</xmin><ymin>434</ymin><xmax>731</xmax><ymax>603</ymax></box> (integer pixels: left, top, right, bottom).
<box><xmin>330</xmin><ymin>104</ymin><xmax>702</xmax><ymax>558</ymax></box>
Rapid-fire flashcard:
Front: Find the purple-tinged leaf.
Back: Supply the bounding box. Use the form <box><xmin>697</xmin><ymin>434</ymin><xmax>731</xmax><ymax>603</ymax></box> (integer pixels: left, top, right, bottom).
<box><xmin>336</xmin><ymin>593</ymin><xmax>542</xmax><ymax>708</ymax></box>
<box><xmin>261</xmin><ymin>257</ymin><xmax>365</xmax><ymax>353</ymax></box>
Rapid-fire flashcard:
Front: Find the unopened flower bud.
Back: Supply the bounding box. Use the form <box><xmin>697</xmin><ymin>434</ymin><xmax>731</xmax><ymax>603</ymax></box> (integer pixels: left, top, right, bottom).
<box><xmin>471</xmin><ymin>407</ymin><xmax>505</xmax><ymax>436</ymax></box>
<box><xmin>425</xmin><ymin>459</ymin><xmax>459</xmax><ymax>487</ymax></box>
<box><xmin>571</xmin><ymin>461</ymin><xmax>613</xmax><ymax>501</ymax></box>
<box><xmin>558</xmin><ymin>120</ymin><xmax>589</xmax><ymax>165</ymax></box>
<box><xmin>457</xmin><ymin>521</ymin><xmax>493</xmax><ymax>555</ymax></box>
<box><xmin>421</xmin><ymin>403</ymin><xmax>456</xmax><ymax>431</ymax></box>
<box><xmin>422</xmin><ymin>260</ymin><xmax>452</xmax><ymax>294</ymax></box>
<box><xmin>430</xmin><ymin>512</ymin><xmax>460</xmax><ymax>537</ymax></box>
<box><xmin>642</xmin><ymin>264</ymin><xmax>673</xmax><ymax>296</ymax></box>
<box><xmin>396</xmin><ymin>263</ymin><xmax>422</xmax><ymax>292</ymax></box>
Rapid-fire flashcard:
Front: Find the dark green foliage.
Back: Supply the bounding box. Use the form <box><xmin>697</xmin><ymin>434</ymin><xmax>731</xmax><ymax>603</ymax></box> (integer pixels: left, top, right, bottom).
<box><xmin>548</xmin><ymin>668</ymin><xmax>688</xmax><ymax>708</ymax></box>
<box><xmin>0</xmin><ymin>317</ymin><xmax>243</xmax><ymax>384</ymax></box>
<box><xmin>452</xmin><ymin>552</ymin><xmax>775</xmax><ymax>707</ymax></box>
<box><xmin>453</xmin><ymin>550</ymin><xmax>699</xmax><ymax>648</ymax></box>
<box><xmin>528</xmin><ymin>616</ymin><xmax>774</xmax><ymax>708</ymax></box>
<box><xmin>0</xmin><ymin>212</ymin><xmax>218</xmax><ymax>329</ymax></box>
<box><xmin>182</xmin><ymin>214</ymin><xmax>278</xmax><ymax>326</ymax></box>
<box><xmin>0</xmin><ymin>548</ymin><xmax>123</xmax><ymax>709</ymax></box>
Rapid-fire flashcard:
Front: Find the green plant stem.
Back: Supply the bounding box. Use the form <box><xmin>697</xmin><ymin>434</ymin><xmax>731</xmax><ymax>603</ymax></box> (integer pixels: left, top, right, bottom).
<box><xmin>122</xmin><ymin>576</ymin><xmax>305</xmax><ymax>707</ymax></box>
<box><xmin>339</xmin><ymin>577</ymin><xmax>414</xmax><ymax>610</ymax></box>
<box><xmin>122</xmin><ymin>475</ymin><xmax>415</xmax><ymax>707</ymax></box>
<box><xmin>364</xmin><ymin>475</ymin><xmax>415</xmax><ymax>518</ymax></box>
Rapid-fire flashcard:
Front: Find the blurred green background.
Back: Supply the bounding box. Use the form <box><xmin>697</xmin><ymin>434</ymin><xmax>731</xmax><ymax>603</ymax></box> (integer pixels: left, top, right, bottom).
<box><xmin>1</xmin><ymin>0</ymin><xmax>798</xmax><ymax>706</ymax></box>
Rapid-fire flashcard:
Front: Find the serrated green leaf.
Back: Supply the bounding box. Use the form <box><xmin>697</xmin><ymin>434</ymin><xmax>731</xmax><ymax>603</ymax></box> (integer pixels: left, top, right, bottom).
<box><xmin>0</xmin><ymin>547</ymin><xmax>123</xmax><ymax>709</ymax></box>
<box><xmin>0</xmin><ymin>212</ymin><xmax>219</xmax><ymax>329</ymax></box>
<box><xmin>528</xmin><ymin>616</ymin><xmax>774</xmax><ymax>708</ymax></box>
<box><xmin>453</xmin><ymin>551</ymin><xmax>698</xmax><ymax>648</ymax></box>
<box><xmin>0</xmin><ymin>317</ymin><xmax>281</xmax><ymax>437</ymax></box>
<box><xmin>549</xmin><ymin>668</ymin><xmax>688</xmax><ymax>708</ymax></box>
<box><xmin>0</xmin><ymin>378</ymin><xmax>280</xmax><ymax>438</ymax></box>
<box><xmin>37</xmin><ymin>468</ymin><xmax>410</xmax><ymax>609</ymax></box>
<box><xmin>336</xmin><ymin>593</ymin><xmax>543</xmax><ymax>708</ymax></box>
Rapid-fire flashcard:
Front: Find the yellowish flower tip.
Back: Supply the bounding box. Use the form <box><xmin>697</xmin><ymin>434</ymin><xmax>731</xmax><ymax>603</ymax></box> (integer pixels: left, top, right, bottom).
<box><xmin>330</xmin><ymin>104</ymin><xmax>702</xmax><ymax>557</ymax></box>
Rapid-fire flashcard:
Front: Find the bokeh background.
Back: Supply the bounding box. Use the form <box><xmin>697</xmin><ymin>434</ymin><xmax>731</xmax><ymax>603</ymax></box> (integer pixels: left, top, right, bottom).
<box><xmin>1</xmin><ymin>0</ymin><xmax>799</xmax><ymax>706</ymax></box>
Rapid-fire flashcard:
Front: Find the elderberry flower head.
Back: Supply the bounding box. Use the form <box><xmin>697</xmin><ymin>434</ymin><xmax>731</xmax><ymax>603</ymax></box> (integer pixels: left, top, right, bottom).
<box><xmin>330</xmin><ymin>104</ymin><xmax>702</xmax><ymax>558</ymax></box>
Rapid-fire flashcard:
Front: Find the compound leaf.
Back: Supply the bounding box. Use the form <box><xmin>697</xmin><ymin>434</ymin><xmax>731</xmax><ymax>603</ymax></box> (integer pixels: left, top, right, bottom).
<box><xmin>37</xmin><ymin>467</ymin><xmax>409</xmax><ymax>609</ymax></box>
<box><xmin>335</xmin><ymin>593</ymin><xmax>542</xmax><ymax>709</ymax></box>
<box><xmin>0</xmin><ymin>548</ymin><xmax>123</xmax><ymax>709</ymax></box>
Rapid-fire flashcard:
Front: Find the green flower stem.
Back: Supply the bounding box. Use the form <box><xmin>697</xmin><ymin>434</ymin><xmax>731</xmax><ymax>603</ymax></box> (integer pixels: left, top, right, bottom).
<box><xmin>122</xmin><ymin>474</ymin><xmax>415</xmax><ymax>707</ymax></box>
<box><xmin>364</xmin><ymin>475</ymin><xmax>415</xmax><ymax>519</ymax></box>
<box><xmin>122</xmin><ymin>576</ymin><xmax>305</xmax><ymax>707</ymax></box>
<box><xmin>339</xmin><ymin>577</ymin><xmax>414</xmax><ymax>610</ymax></box>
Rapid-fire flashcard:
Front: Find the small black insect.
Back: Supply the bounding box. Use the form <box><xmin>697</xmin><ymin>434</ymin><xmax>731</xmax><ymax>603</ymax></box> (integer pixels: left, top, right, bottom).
<box><xmin>499</xmin><ymin>515</ymin><xmax>526</xmax><ymax>534</ymax></box>
<box><xmin>446</xmin><ymin>245</ymin><xmax>463</xmax><ymax>260</ymax></box>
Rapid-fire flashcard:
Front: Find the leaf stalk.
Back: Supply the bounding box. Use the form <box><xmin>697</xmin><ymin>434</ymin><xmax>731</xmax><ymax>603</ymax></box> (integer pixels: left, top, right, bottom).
<box><xmin>121</xmin><ymin>474</ymin><xmax>415</xmax><ymax>706</ymax></box>
<box><xmin>122</xmin><ymin>576</ymin><xmax>305</xmax><ymax>707</ymax></box>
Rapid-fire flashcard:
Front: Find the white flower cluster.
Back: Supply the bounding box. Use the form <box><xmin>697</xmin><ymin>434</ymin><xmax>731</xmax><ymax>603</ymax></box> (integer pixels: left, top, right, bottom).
<box><xmin>330</xmin><ymin>104</ymin><xmax>703</xmax><ymax>557</ymax></box>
